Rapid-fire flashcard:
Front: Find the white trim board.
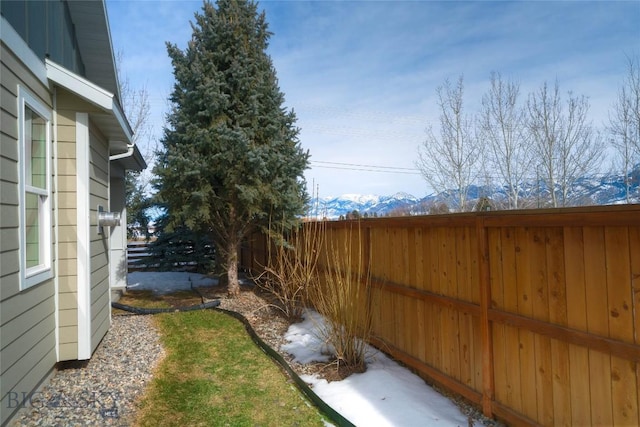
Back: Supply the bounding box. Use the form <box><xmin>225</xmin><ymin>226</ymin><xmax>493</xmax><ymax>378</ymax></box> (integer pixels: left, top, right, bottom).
<box><xmin>76</xmin><ymin>112</ymin><xmax>92</xmax><ymax>360</ymax></box>
<box><xmin>53</xmin><ymin>88</ymin><xmax>60</xmax><ymax>362</ymax></box>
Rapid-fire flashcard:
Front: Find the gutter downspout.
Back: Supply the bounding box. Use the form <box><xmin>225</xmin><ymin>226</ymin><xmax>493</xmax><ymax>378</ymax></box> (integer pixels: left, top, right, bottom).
<box><xmin>109</xmin><ymin>144</ymin><xmax>135</xmax><ymax>161</ymax></box>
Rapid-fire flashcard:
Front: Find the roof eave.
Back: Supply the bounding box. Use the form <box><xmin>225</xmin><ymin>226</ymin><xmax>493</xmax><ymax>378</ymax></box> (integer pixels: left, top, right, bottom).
<box><xmin>67</xmin><ymin>0</ymin><xmax>122</xmax><ymax>101</ymax></box>
<box><xmin>46</xmin><ymin>58</ymin><xmax>134</xmax><ymax>148</ymax></box>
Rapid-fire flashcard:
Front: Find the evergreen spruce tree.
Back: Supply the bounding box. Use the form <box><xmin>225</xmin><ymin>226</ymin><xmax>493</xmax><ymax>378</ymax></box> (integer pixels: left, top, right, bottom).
<box><xmin>154</xmin><ymin>0</ymin><xmax>309</xmax><ymax>296</ymax></box>
<box><xmin>125</xmin><ymin>171</ymin><xmax>151</xmax><ymax>239</ymax></box>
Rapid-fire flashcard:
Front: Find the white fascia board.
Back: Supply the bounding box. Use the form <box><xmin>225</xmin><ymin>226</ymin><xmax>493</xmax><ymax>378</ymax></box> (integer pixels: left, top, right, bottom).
<box><xmin>46</xmin><ymin>59</ymin><xmax>113</xmax><ymax>109</ymax></box>
<box><xmin>45</xmin><ymin>59</ymin><xmax>133</xmax><ymax>144</ymax></box>
<box><xmin>1</xmin><ymin>16</ymin><xmax>47</xmax><ymax>86</ymax></box>
<box><xmin>131</xmin><ymin>144</ymin><xmax>147</xmax><ymax>170</ymax></box>
<box><xmin>112</xmin><ymin>100</ymin><xmax>132</xmax><ymax>142</ymax></box>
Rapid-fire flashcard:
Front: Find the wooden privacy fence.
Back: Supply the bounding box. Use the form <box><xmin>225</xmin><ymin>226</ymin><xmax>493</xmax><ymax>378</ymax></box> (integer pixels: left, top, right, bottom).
<box><xmin>240</xmin><ymin>205</ymin><xmax>640</xmax><ymax>426</ymax></box>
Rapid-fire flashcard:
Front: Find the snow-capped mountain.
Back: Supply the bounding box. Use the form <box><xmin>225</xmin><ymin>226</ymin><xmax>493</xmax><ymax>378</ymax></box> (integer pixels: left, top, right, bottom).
<box><xmin>309</xmin><ymin>192</ymin><xmax>421</xmax><ymax>219</ymax></box>
<box><xmin>309</xmin><ymin>167</ymin><xmax>640</xmax><ymax>219</ymax></box>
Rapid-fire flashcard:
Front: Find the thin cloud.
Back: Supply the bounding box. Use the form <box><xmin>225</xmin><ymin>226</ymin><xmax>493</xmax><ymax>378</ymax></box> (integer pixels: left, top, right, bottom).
<box><xmin>108</xmin><ymin>0</ymin><xmax>640</xmax><ymax>197</ymax></box>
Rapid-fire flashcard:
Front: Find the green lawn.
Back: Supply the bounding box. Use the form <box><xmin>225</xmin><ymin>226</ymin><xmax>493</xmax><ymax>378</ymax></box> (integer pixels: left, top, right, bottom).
<box><xmin>133</xmin><ymin>309</ymin><xmax>328</xmax><ymax>427</ymax></box>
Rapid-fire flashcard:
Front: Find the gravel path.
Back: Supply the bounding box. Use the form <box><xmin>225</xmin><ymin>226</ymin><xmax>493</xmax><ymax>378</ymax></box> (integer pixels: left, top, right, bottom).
<box><xmin>11</xmin><ymin>315</ymin><xmax>164</xmax><ymax>427</ymax></box>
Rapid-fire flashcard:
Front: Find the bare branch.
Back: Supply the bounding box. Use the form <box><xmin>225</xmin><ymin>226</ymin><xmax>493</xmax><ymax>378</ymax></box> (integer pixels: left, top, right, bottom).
<box><xmin>479</xmin><ymin>72</ymin><xmax>532</xmax><ymax>209</ymax></box>
<box><xmin>527</xmin><ymin>80</ymin><xmax>604</xmax><ymax>207</ymax></box>
<box><xmin>416</xmin><ymin>76</ymin><xmax>482</xmax><ymax>211</ymax></box>
<box><xmin>609</xmin><ymin>54</ymin><xmax>640</xmax><ymax>203</ymax></box>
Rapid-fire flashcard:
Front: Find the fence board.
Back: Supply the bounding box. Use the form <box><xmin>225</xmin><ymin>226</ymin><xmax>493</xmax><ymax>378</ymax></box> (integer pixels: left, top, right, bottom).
<box><xmin>563</xmin><ymin>227</ymin><xmax>589</xmax><ymax>425</ymax></box>
<box><xmin>606</xmin><ymin>227</ymin><xmax>639</xmax><ymax>426</ymax></box>
<box><xmin>458</xmin><ymin>311</ymin><xmax>473</xmax><ymax>388</ymax></box>
<box><xmin>396</xmin><ymin>292</ymin><xmax>406</xmax><ymax>356</ymax></box>
<box><xmin>530</xmin><ymin>228</ymin><xmax>553</xmax><ymax>424</ymax></box>
<box><xmin>241</xmin><ymin>205</ymin><xmax>640</xmax><ymax>426</ymax></box>
<box><xmin>632</xmin><ymin>228</ymin><xmax>640</xmax><ymax>344</ymax></box>
<box><xmin>631</xmin><ymin>227</ymin><xmax>640</xmax><ymax>422</ymax></box>
<box><xmin>489</xmin><ymin>228</ymin><xmax>507</xmax><ymax>407</ymax></box>
<box><xmin>501</xmin><ymin>228</ymin><xmax>524</xmax><ymax>413</ymax></box>
<box><xmin>456</xmin><ymin>227</ymin><xmax>473</xmax><ymax>389</ymax></box>
<box><xmin>546</xmin><ymin>228</ymin><xmax>567</xmax><ymax>326</ymax></box>
<box><xmin>535</xmin><ymin>334</ymin><xmax>555</xmax><ymax>424</ymax></box>
<box><xmin>547</xmin><ymin>229</ymin><xmax>571</xmax><ymax>427</ymax></box>
<box><xmin>568</xmin><ymin>342</ymin><xmax>590</xmax><ymax>426</ymax></box>
<box><xmin>549</xmin><ymin>337</ymin><xmax>571</xmax><ymax>427</ymax></box>
<box><xmin>605</xmin><ymin>227</ymin><xmax>633</xmax><ymax>344</ymax></box>
<box><xmin>611</xmin><ymin>353</ymin><xmax>639</xmax><ymax>426</ymax></box>
<box><xmin>415</xmin><ymin>298</ymin><xmax>426</xmax><ymax>362</ymax></box>
<box><xmin>512</xmin><ymin>227</ymin><xmax>537</xmax><ymax>421</ymax></box>
<box><xmin>531</xmin><ymin>228</ymin><xmax>550</xmax><ymax>322</ymax></box>
<box><xmin>432</xmin><ymin>302</ymin><xmax>444</xmax><ymax>372</ymax></box>
<box><xmin>589</xmin><ymin>350</ymin><xmax>614</xmax><ymax>425</ymax></box>
<box><xmin>445</xmin><ymin>226</ymin><xmax>461</xmax><ymax>380</ymax></box>
<box><xmin>584</xmin><ymin>226</ymin><xmax>614</xmax><ymax>425</ymax></box>
<box><xmin>423</xmin><ymin>298</ymin><xmax>435</xmax><ymax>369</ymax></box>
<box><xmin>413</xmin><ymin>228</ymin><xmax>424</xmax><ymax>291</ymax></box>
<box><xmin>427</xmin><ymin>227</ymin><xmax>440</xmax><ymax>294</ymax></box>
<box><xmin>408</xmin><ymin>227</ymin><xmax>417</xmax><ymax>289</ymax></box>
<box><xmin>472</xmin><ymin>314</ymin><xmax>483</xmax><ymax>394</ymax></box>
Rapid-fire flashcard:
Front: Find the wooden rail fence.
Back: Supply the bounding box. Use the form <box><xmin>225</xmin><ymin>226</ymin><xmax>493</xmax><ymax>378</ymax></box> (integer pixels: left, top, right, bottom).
<box><xmin>127</xmin><ymin>240</ymin><xmax>152</xmax><ymax>271</ymax></box>
<box><xmin>240</xmin><ymin>205</ymin><xmax>640</xmax><ymax>426</ymax></box>
<box><xmin>126</xmin><ymin>239</ymin><xmax>211</xmax><ymax>272</ymax></box>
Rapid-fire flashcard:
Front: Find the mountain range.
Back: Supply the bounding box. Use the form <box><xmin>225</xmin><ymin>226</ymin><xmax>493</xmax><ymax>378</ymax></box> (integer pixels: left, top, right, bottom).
<box><xmin>309</xmin><ymin>168</ymin><xmax>640</xmax><ymax>219</ymax></box>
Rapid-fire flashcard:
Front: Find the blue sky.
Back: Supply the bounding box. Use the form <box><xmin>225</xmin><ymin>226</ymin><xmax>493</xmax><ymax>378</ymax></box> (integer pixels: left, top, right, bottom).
<box><xmin>106</xmin><ymin>0</ymin><xmax>640</xmax><ymax>198</ymax></box>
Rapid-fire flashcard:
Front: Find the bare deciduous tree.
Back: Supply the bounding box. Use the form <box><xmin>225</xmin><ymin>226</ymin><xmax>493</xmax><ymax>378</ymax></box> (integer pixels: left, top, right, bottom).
<box><xmin>116</xmin><ymin>51</ymin><xmax>153</xmax><ymax>237</ymax></box>
<box><xmin>417</xmin><ymin>76</ymin><xmax>482</xmax><ymax>212</ymax></box>
<box><xmin>480</xmin><ymin>72</ymin><xmax>532</xmax><ymax>209</ymax></box>
<box><xmin>116</xmin><ymin>51</ymin><xmax>152</xmax><ymax>152</ymax></box>
<box><xmin>526</xmin><ymin>81</ymin><xmax>603</xmax><ymax>207</ymax></box>
<box><xmin>609</xmin><ymin>54</ymin><xmax>640</xmax><ymax>203</ymax></box>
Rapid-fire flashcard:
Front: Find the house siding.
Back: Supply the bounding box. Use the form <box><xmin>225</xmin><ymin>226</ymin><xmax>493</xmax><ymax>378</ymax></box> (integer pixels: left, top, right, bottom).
<box><xmin>109</xmin><ymin>171</ymin><xmax>127</xmax><ymax>293</ymax></box>
<box><xmin>54</xmin><ymin>92</ymin><xmax>113</xmax><ymax>360</ymax></box>
<box><xmin>54</xmin><ymin>100</ymin><xmax>78</xmax><ymax>359</ymax></box>
<box><xmin>88</xmin><ymin>127</ymin><xmax>111</xmax><ymax>352</ymax></box>
<box><xmin>0</xmin><ymin>43</ymin><xmax>56</xmax><ymax>426</ymax></box>
<box><xmin>1</xmin><ymin>0</ymin><xmax>144</xmax><ymax>422</ymax></box>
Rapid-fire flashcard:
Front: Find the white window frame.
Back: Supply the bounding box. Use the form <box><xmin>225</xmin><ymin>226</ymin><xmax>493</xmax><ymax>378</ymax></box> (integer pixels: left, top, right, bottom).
<box><xmin>18</xmin><ymin>87</ymin><xmax>53</xmax><ymax>289</ymax></box>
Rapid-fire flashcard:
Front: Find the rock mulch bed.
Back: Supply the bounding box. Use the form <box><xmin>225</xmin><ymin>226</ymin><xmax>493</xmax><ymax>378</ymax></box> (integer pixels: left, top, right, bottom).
<box><xmin>11</xmin><ymin>315</ymin><xmax>164</xmax><ymax>427</ymax></box>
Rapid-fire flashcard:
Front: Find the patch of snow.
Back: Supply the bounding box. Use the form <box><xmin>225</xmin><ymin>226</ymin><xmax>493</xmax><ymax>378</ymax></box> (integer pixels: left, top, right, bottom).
<box><xmin>284</xmin><ymin>310</ymin><xmax>473</xmax><ymax>427</ymax></box>
<box><xmin>331</xmin><ymin>194</ymin><xmax>380</xmax><ymax>204</ymax></box>
<box><xmin>281</xmin><ymin>311</ymin><xmax>333</xmax><ymax>364</ymax></box>
<box><xmin>390</xmin><ymin>191</ymin><xmax>417</xmax><ymax>201</ymax></box>
<box><xmin>127</xmin><ymin>271</ymin><xmax>218</xmax><ymax>294</ymax></box>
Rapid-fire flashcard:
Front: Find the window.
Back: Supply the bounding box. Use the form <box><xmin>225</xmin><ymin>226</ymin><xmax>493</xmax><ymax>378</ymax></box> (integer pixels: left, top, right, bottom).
<box><xmin>19</xmin><ymin>88</ymin><xmax>52</xmax><ymax>289</ymax></box>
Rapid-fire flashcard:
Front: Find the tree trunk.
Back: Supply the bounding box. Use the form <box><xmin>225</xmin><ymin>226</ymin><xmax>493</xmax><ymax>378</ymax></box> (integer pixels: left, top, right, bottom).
<box><xmin>226</xmin><ymin>239</ymin><xmax>240</xmax><ymax>297</ymax></box>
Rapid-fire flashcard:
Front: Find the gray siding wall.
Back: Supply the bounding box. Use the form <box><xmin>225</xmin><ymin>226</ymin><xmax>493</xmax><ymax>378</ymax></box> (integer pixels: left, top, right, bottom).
<box><xmin>109</xmin><ymin>169</ymin><xmax>127</xmax><ymax>292</ymax></box>
<box><xmin>0</xmin><ymin>43</ymin><xmax>57</xmax><ymax>426</ymax></box>
<box><xmin>88</xmin><ymin>127</ymin><xmax>110</xmax><ymax>352</ymax></box>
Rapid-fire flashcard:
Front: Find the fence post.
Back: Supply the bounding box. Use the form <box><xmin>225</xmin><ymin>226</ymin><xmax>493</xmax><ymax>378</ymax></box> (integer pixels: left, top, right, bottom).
<box><xmin>476</xmin><ymin>216</ymin><xmax>494</xmax><ymax>418</ymax></box>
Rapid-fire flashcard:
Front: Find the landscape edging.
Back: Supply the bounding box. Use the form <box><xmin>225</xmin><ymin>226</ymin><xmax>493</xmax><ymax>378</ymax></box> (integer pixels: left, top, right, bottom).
<box><xmin>213</xmin><ymin>307</ymin><xmax>356</xmax><ymax>427</ymax></box>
